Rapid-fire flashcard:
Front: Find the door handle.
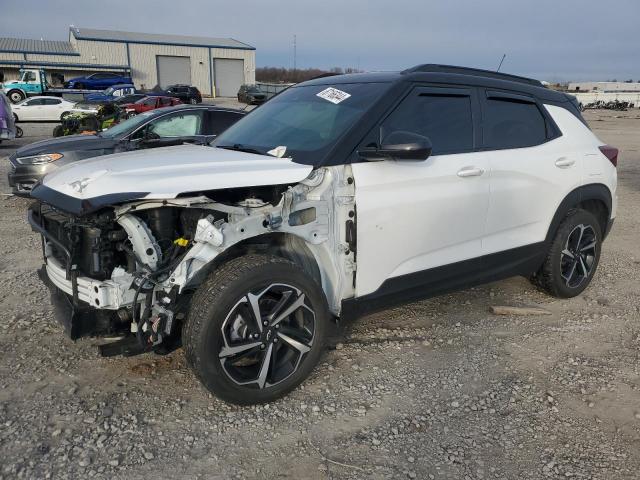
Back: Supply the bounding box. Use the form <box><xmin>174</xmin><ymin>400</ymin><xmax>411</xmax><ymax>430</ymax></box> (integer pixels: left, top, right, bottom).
<box><xmin>457</xmin><ymin>166</ymin><xmax>485</xmax><ymax>177</ymax></box>
<box><xmin>555</xmin><ymin>157</ymin><xmax>575</xmax><ymax>168</ymax></box>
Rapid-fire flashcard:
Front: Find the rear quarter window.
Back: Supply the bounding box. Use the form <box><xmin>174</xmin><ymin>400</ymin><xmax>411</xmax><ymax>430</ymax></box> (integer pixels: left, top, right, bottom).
<box><xmin>483</xmin><ymin>97</ymin><xmax>548</xmax><ymax>149</ymax></box>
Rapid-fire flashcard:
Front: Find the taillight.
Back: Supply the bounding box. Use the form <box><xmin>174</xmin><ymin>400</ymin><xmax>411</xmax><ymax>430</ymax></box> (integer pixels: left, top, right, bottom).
<box><xmin>599</xmin><ymin>145</ymin><xmax>618</xmax><ymax>167</ymax></box>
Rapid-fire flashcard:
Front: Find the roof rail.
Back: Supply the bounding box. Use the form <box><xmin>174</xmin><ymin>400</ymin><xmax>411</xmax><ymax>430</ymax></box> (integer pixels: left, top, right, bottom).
<box><xmin>403</xmin><ymin>64</ymin><xmax>544</xmax><ymax>87</ymax></box>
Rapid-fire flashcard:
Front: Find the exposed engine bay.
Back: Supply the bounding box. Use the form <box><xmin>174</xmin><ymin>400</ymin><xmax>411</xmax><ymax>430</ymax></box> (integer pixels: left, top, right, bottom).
<box><xmin>29</xmin><ymin>166</ymin><xmax>356</xmax><ymax>355</ymax></box>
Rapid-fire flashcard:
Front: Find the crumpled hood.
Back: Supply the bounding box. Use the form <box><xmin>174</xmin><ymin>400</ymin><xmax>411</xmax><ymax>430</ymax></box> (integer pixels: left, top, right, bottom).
<box><xmin>32</xmin><ymin>144</ymin><xmax>312</xmax><ymax>214</ymax></box>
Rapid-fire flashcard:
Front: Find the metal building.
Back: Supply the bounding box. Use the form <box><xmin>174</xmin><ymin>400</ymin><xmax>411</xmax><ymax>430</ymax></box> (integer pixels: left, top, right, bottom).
<box><xmin>0</xmin><ymin>27</ymin><xmax>256</xmax><ymax>97</ymax></box>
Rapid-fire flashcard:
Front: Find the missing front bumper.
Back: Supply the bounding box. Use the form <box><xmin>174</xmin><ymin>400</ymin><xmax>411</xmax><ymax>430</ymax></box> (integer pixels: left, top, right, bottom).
<box><xmin>37</xmin><ymin>265</ymin><xmax>116</xmax><ymax>339</ymax></box>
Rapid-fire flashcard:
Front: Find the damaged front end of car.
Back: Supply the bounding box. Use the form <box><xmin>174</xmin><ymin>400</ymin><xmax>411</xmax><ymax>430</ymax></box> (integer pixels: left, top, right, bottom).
<box><xmin>29</xmin><ymin>165</ymin><xmax>356</xmax><ymax>357</ymax></box>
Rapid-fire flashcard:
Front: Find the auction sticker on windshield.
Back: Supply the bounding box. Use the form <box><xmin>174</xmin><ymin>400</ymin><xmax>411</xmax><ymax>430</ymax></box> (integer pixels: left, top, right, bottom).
<box><xmin>316</xmin><ymin>87</ymin><xmax>351</xmax><ymax>104</ymax></box>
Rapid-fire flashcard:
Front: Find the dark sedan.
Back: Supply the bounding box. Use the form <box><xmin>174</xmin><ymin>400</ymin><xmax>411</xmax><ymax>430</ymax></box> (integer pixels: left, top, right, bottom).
<box><xmin>8</xmin><ymin>105</ymin><xmax>245</xmax><ymax>196</ymax></box>
<box><xmin>147</xmin><ymin>85</ymin><xmax>202</xmax><ymax>104</ymax></box>
<box><xmin>237</xmin><ymin>85</ymin><xmax>267</xmax><ymax>105</ymax></box>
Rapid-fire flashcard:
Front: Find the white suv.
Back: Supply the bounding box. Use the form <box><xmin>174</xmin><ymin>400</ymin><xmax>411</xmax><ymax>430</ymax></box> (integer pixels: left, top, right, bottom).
<box><xmin>29</xmin><ymin>65</ymin><xmax>617</xmax><ymax>404</ymax></box>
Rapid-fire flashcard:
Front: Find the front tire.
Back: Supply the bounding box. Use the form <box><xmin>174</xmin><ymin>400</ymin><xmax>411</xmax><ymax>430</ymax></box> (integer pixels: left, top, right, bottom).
<box><xmin>7</xmin><ymin>90</ymin><xmax>25</xmax><ymax>103</ymax></box>
<box><xmin>533</xmin><ymin>209</ymin><xmax>602</xmax><ymax>298</ymax></box>
<box><xmin>184</xmin><ymin>254</ymin><xmax>329</xmax><ymax>405</ymax></box>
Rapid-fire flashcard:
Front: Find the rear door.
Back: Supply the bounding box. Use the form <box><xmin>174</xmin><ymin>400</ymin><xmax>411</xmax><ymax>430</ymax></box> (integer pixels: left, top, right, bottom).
<box><xmin>480</xmin><ymin>90</ymin><xmax>578</xmax><ymax>256</ymax></box>
<box><xmin>351</xmin><ymin>85</ymin><xmax>490</xmax><ymax>297</ymax></box>
<box><xmin>41</xmin><ymin>98</ymin><xmax>64</xmax><ymax>120</ymax></box>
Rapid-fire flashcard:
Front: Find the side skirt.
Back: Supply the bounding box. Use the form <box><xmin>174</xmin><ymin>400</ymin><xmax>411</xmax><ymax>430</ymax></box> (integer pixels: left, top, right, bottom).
<box><xmin>341</xmin><ymin>242</ymin><xmax>546</xmax><ymax>320</ymax></box>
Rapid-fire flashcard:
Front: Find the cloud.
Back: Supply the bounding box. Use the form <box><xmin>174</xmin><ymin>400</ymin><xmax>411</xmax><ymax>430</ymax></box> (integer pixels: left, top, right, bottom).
<box><xmin>1</xmin><ymin>0</ymin><xmax>638</xmax><ymax>81</ymax></box>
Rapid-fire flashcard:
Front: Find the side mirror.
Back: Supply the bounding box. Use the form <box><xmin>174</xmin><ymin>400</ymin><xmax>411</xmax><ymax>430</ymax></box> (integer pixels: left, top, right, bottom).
<box><xmin>358</xmin><ymin>131</ymin><xmax>432</xmax><ymax>161</ymax></box>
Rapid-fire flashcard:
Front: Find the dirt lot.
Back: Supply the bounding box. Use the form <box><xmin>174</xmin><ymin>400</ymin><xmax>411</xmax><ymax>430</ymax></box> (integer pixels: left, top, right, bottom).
<box><xmin>1</xmin><ymin>110</ymin><xmax>639</xmax><ymax>480</ymax></box>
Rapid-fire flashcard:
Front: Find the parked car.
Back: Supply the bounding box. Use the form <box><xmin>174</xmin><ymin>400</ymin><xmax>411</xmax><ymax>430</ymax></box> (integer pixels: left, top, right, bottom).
<box><xmin>156</xmin><ymin>84</ymin><xmax>202</xmax><ymax>104</ymax></box>
<box><xmin>237</xmin><ymin>84</ymin><xmax>267</xmax><ymax>104</ymax></box>
<box><xmin>9</xmin><ymin>105</ymin><xmax>244</xmax><ymax>195</ymax></box>
<box><xmin>122</xmin><ymin>96</ymin><xmax>182</xmax><ymax>115</ymax></box>
<box><xmin>65</xmin><ymin>72</ymin><xmax>132</xmax><ymax>90</ymax></box>
<box><xmin>11</xmin><ymin>96</ymin><xmax>76</xmax><ymax>122</ymax></box>
<box><xmin>27</xmin><ymin>65</ymin><xmax>617</xmax><ymax>405</ymax></box>
<box><xmin>71</xmin><ymin>94</ymin><xmax>147</xmax><ymax>115</ymax></box>
<box><xmin>84</xmin><ymin>84</ymin><xmax>137</xmax><ymax>103</ymax></box>
<box><xmin>0</xmin><ymin>92</ymin><xmax>17</xmax><ymax>142</ymax></box>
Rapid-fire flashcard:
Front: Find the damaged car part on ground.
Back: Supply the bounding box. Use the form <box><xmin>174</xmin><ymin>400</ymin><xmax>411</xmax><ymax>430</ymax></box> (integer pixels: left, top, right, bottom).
<box><xmin>28</xmin><ymin>64</ymin><xmax>617</xmax><ymax>405</ymax></box>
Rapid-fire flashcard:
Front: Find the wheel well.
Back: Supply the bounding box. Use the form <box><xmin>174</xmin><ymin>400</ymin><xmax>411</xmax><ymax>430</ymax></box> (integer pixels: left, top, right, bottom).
<box><xmin>196</xmin><ymin>233</ymin><xmax>322</xmax><ymax>287</ymax></box>
<box><xmin>577</xmin><ymin>198</ymin><xmax>608</xmax><ymax>235</ymax></box>
<box><xmin>546</xmin><ymin>185</ymin><xmax>612</xmax><ymax>244</ymax></box>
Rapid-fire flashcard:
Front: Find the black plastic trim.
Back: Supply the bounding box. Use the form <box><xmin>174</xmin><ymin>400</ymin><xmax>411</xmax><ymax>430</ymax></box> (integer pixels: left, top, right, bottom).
<box><xmin>342</xmin><ymin>242</ymin><xmax>546</xmax><ymax>320</ymax></box>
<box><xmin>544</xmin><ymin>184</ymin><xmax>613</xmax><ymax>244</ymax></box>
<box><xmin>30</xmin><ymin>184</ymin><xmax>149</xmax><ymax>216</ymax></box>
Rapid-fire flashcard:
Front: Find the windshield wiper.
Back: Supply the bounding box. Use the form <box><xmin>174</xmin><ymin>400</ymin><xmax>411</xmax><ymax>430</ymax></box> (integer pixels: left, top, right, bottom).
<box><xmin>217</xmin><ymin>144</ymin><xmax>263</xmax><ymax>155</ymax></box>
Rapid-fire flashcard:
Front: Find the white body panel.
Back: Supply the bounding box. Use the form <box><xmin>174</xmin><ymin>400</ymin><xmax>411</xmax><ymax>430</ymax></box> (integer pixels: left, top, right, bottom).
<box><xmin>351</xmin><ymin>152</ymin><xmax>490</xmax><ymax>297</ymax></box>
<box><xmin>482</xmin><ymin>104</ymin><xmax>615</xmax><ymax>254</ymax></box>
<box><xmin>351</xmin><ymin>104</ymin><xmax>617</xmax><ymax>299</ymax></box>
<box><xmin>41</xmin><ymin>144</ymin><xmax>313</xmax><ymax>200</ymax></box>
<box><xmin>11</xmin><ymin>96</ymin><xmax>74</xmax><ymax>121</ymax></box>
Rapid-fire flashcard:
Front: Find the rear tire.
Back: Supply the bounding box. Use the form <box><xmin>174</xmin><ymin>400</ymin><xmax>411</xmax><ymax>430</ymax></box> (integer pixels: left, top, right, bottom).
<box><xmin>532</xmin><ymin>209</ymin><xmax>602</xmax><ymax>298</ymax></box>
<box><xmin>183</xmin><ymin>254</ymin><xmax>329</xmax><ymax>405</ymax></box>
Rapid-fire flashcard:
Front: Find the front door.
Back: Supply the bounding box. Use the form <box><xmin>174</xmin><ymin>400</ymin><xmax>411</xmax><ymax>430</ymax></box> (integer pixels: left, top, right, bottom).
<box><xmin>351</xmin><ymin>86</ymin><xmax>490</xmax><ymax>297</ymax></box>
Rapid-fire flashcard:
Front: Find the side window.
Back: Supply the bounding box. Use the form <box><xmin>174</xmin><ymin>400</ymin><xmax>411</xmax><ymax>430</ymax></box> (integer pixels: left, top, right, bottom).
<box><xmin>209</xmin><ymin>112</ymin><xmax>243</xmax><ymax>135</ymax></box>
<box><xmin>142</xmin><ymin>98</ymin><xmax>156</xmax><ymax>106</ymax></box>
<box><xmin>160</xmin><ymin>97</ymin><xmax>173</xmax><ymax>107</ymax></box>
<box><xmin>43</xmin><ymin>98</ymin><xmax>61</xmax><ymax>105</ymax></box>
<box><xmin>147</xmin><ymin>111</ymin><xmax>204</xmax><ymax>137</ymax></box>
<box><xmin>24</xmin><ymin>71</ymin><xmax>36</xmax><ymax>82</ymax></box>
<box><xmin>25</xmin><ymin>98</ymin><xmax>44</xmax><ymax>106</ymax></box>
<box><xmin>483</xmin><ymin>96</ymin><xmax>547</xmax><ymax>149</ymax></box>
<box><xmin>380</xmin><ymin>91</ymin><xmax>474</xmax><ymax>155</ymax></box>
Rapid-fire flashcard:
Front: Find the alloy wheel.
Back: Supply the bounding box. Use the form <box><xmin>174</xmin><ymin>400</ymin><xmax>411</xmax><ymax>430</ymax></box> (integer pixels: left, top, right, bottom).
<box><xmin>219</xmin><ymin>283</ymin><xmax>315</xmax><ymax>389</ymax></box>
<box><xmin>560</xmin><ymin>224</ymin><xmax>597</xmax><ymax>288</ymax></box>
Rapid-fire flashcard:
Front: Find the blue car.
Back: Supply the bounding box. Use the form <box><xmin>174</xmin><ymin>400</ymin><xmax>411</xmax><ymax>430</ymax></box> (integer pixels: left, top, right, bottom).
<box><xmin>65</xmin><ymin>72</ymin><xmax>132</xmax><ymax>90</ymax></box>
<box><xmin>84</xmin><ymin>84</ymin><xmax>137</xmax><ymax>102</ymax></box>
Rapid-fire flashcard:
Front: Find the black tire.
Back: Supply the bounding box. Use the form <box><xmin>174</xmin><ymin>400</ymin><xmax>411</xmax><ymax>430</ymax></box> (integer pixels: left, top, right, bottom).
<box><xmin>533</xmin><ymin>209</ymin><xmax>602</xmax><ymax>298</ymax></box>
<box><xmin>7</xmin><ymin>89</ymin><xmax>25</xmax><ymax>103</ymax></box>
<box><xmin>189</xmin><ymin>98</ymin><xmax>197</xmax><ymax>104</ymax></box>
<box><xmin>52</xmin><ymin>125</ymin><xmax>64</xmax><ymax>137</ymax></box>
<box><xmin>183</xmin><ymin>254</ymin><xmax>329</xmax><ymax>405</ymax></box>
<box><xmin>15</xmin><ymin>126</ymin><xmax>23</xmax><ymax>138</ymax></box>
<box><xmin>13</xmin><ymin>113</ymin><xmax>18</xmax><ymax>123</ymax></box>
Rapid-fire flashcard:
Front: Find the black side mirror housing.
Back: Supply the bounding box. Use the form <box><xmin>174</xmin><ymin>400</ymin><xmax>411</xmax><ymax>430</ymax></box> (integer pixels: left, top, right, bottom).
<box><xmin>359</xmin><ymin>131</ymin><xmax>433</xmax><ymax>161</ymax></box>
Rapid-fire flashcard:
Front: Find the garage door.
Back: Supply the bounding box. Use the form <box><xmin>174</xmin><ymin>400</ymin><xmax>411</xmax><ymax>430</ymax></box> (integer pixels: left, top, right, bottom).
<box><xmin>214</xmin><ymin>59</ymin><xmax>244</xmax><ymax>97</ymax></box>
<box><xmin>156</xmin><ymin>55</ymin><xmax>191</xmax><ymax>89</ymax></box>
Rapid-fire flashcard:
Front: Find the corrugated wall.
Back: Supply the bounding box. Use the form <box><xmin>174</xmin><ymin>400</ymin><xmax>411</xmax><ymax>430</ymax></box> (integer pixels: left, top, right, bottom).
<box><xmin>128</xmin><ymin>44</ymin><xmax>210</xmax><ymax>91</ymax></box>
<box><xmin>23</xmin><ymin>40</ymin><xmax>128</xmax><ymax>66</ymax></box>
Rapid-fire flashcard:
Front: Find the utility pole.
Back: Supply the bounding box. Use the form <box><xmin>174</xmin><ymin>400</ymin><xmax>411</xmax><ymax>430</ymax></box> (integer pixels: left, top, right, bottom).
<box><xmin>293</xmin><ymin>35</ymin><xmax>297</xmax><ymax>72</ymax></box>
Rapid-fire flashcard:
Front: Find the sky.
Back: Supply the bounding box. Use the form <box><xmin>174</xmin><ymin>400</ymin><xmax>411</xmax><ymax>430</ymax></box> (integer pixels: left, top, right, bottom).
<box><xmin>1</xmin><ymin>0</ymin><xmax>639</xmax><ymax>82</ymax></box>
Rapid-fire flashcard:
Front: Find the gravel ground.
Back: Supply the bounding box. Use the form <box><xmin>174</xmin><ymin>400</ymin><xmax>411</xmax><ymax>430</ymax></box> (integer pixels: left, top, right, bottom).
<box><xmin>1</xmin><ymin>110</ymin><xmax>639</xmax><ymax>480</ymax></box>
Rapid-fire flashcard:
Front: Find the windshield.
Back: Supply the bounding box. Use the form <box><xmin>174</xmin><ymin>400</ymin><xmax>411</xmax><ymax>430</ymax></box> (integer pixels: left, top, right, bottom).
<box><xmin>212</xmin><ymin>82</ymin><xmax>389</xmax><ymax>165</ymax></box>
<box><xmin>104</xmin><ymin>87</ymin><xmax>116</xmax><ymax>95</ymax></box>
<box><xmin>100</xmin><ymin>110</ymin><xmax>155</xmax><ymax>138</ymax></box>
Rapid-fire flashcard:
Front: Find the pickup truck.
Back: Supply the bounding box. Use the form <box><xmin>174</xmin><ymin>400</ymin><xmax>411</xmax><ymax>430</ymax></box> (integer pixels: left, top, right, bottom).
<box><xmin>1</xmin><ymin>69</ymin><xmax>110</xmax><ymax>103</ymax></box>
